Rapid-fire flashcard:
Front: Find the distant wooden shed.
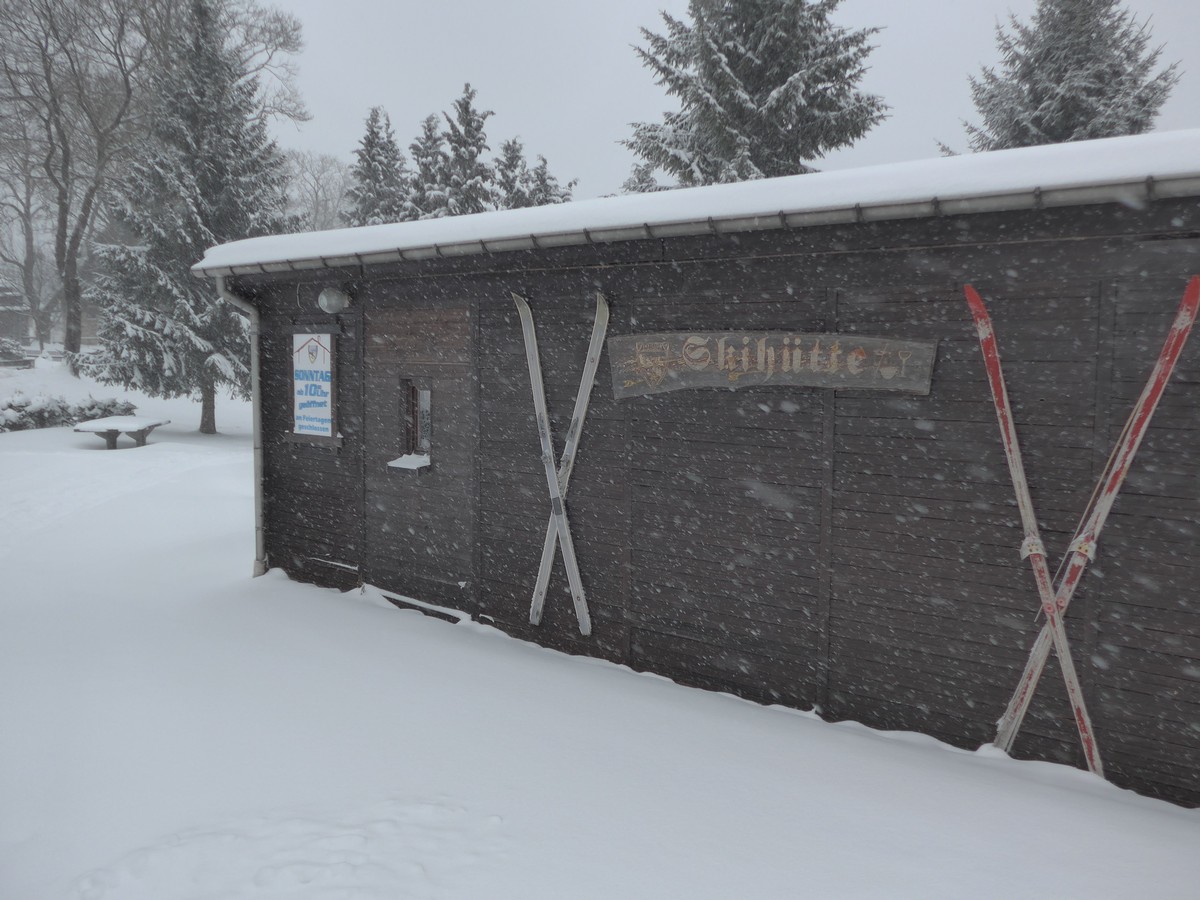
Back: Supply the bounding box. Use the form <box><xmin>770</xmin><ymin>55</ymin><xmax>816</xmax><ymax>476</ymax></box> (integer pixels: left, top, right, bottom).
<box><xmin>195</xmin><ymin>131</ymin><xmax>1200</xmax><ymax>805</ymax></box>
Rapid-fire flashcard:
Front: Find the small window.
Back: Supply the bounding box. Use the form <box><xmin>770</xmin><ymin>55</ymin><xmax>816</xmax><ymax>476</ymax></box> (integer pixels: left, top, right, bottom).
<box><xmin>408</xmin><ymin>382</ymin><xmax>432</xmax><ymax>456</ymax></box>
<box><xmin>388</xmin><ymin>379</ymin><xmax>432</xmax><ymax>470</ymax></box>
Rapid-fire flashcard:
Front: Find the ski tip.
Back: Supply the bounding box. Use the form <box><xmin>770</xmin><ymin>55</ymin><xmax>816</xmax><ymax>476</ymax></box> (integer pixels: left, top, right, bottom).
<box><xmin>963</xmin><ymin>283</ymin><xmax>983</xmax><ymax>309</ymax></box>
<box><xmin>964</xmin><ymin>286</ymin><xmax>993</xmax><ymax>336</ymax></box>
<box><xmin>963</xmin><ymin>283</ymin><xmax>986</xmax><ymax>313</ymax></box>
<box><xmin>963</xmin><ymin>284</ymin><xmax>995</xmax><ymax>334</ymax></box>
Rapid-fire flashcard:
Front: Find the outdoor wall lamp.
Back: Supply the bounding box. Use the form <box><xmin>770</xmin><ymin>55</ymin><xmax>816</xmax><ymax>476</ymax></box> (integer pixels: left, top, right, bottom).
<box><xmin>317</xmin><ymin>286</ymin><xmax>352</xmax><ymax>314</ymax></box>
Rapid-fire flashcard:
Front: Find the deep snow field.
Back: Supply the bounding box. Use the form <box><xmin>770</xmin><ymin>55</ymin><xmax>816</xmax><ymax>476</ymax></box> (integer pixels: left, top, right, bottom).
<box><xmin>2</xmin><ymin>361</ymin><xmax>1199</xmax><ymax>900</ymax></box>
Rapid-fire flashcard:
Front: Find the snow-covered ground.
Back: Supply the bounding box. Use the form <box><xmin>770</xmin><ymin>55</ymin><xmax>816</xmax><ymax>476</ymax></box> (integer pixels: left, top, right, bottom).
<box><xmin>2</xmin><ymin>362</ymin><xmax>1199</xmax><ymax>900</ymax></box>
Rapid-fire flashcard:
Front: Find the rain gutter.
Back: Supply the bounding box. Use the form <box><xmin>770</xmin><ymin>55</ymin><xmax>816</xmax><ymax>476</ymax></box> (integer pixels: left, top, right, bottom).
<box><xmin>191</xmin><ymin>175</ymin><xmax>1200</xmax><ymax>279</ymax></box>
<box><xmin>215</xmin><ymin>275</ymin><xmax>268</xmax><ymax>577</ymax></box>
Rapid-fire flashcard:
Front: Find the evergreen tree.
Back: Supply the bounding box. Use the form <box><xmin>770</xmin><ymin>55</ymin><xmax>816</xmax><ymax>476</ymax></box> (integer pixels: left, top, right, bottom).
<box><xmin>494</xmin><ymin>139</ymin><xmax>576</xmax><ymax>209</ymax></box>
<box><xmin>621</xmin><ymin>162</ymin><xmax>667</xmax><ymax>194</ymax></box>
<box><xmin>525</xmin><ymin>155</ymin><xmax>576</xmax><ymax>206</ymax></box>
<box><xmin>442</xmin><ymin>84</ymin><xmax>495</xmax><ymax>216</ymax></box>
<box><xmin>406</xmin><ymin>114</ymin><xmax>450</xmax><ymax>220</ymax></box>
<box><xmin>963</xmin><ymin>0</ymin><xmax>1179</xmax><ymax>152</ymax></box>
<box><xmin>405</xmin><ymin>94</ymin><xmax>577</xmax><ymax>217</ymax></box>
<box><xmin>625</xmin><ymin>0</ymin><xmax>886</xmax><ymax>186</ymax></box>
<box><xmin>343</xmin><ymin>106</ymin><xmax>409</xmax><ymax>226</ymax></box>
<box><xmin>80</xmin><ymin>0</ymin><xmax>288</xmax><ymax>434</ymax></box>
<box><xmin>494</xmin><ymin>138</ymin><xmax>532</xmax><ymax>210</ymax></box>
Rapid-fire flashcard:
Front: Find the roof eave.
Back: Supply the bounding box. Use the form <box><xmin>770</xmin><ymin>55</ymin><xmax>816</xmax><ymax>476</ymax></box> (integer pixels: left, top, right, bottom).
<box><xmin>192</xmin><ymin>173</ymin><xmax>1200</xmax><ymax>281</ymax></box>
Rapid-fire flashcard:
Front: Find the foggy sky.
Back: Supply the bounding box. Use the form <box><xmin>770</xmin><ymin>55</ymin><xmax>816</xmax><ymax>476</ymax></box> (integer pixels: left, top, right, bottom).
<box><xmin>271</xmin><ymin>0</ymin><xmax>1200</xmax><ymax>199</ymax></box>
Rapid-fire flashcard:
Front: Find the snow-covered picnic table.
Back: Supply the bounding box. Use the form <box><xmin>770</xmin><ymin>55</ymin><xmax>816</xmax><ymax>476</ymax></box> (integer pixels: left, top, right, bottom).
<box><xmin>73</xmin><ymin>415</ymin><xmax>171</xmax><ymax>449</ymax></box>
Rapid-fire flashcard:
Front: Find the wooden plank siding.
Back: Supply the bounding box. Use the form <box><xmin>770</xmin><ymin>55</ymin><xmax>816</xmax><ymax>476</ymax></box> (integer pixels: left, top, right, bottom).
<box><xmin>255</xmin><ymin>286</ymin><xmax>367</xmax><ymax>590</ymax></box>
<box><xmin>236</xmin><ymin>197</ymin><xmax>1200</xmax><ymax>805</ymax></box>
<box><xmin>359</xmin><ymin>281</ymin><xmax>479</xmax><ymax>609</ymax></box>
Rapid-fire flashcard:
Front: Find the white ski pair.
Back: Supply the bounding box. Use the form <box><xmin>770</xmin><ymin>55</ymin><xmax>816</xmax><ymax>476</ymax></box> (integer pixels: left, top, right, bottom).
<box><xmin>513</xmin><ymin>292</ymin><xmax>610</xmax><ymax>636</ymax></box>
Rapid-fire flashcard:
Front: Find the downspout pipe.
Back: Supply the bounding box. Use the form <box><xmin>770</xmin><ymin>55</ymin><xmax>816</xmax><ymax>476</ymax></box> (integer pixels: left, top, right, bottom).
<box><xmin>216</xmin><ymin>275</ymin><xmax>268</xmax><ymax>577</ymax></box>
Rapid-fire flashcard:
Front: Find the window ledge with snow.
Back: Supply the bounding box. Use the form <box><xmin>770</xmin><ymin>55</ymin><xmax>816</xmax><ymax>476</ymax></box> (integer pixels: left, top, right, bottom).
<box><xmin>387</xmin><ymin>453</ymin><xmax>430</xmax><ymax>471</ymax></box>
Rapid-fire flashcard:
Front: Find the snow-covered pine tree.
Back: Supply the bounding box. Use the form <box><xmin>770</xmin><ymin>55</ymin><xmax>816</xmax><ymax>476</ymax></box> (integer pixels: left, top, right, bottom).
<box><xmin>525</xmin><ymin>155</ymin><xmax>576</xmax><ymax>206</ymax></box>
<box><xmin>406</xmin><ymin>114</ymin><xmax>450</xmax><ymax>220</ymax></box>
<box><xmin>963</xmin><ymin>0</ymin><xmax>1180</xmax><ymax>151</ymax></box>
<box><xmin>625</xmin><ymin>0</ymin><xmax>886</xmax><ymax>186</ymax></box>
<box><xmin>343</xmin><ymin>106</ymin><xmax>410</xmax><ymax>226</ymax></box>
<box><xmin>494</xmin><ymin>138</ymin><xmax>532</xmax><ymax>210</ymax></box>
<box><xmin>494</xmin><ymin>139</ymin><xmax>576</xmax><ymax>209</ymax></box>
<box><xmin>442</xmin><ymin>84</ymin><xmax>495</xmax><ymax>216</ymax></box>
<box><xmin>80</xmin><ymin>0</ymin><xmax>288</xmax><ymax>434</ymax></box>
<box><xmin>621</xmin><ymin>162</ymin><xmax>667</xmax><ymax>194</ymax></box>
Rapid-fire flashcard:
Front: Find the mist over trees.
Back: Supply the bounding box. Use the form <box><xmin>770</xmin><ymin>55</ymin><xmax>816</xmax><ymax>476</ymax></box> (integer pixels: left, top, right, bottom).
<box><xmin>624</xmin><ymin>0</ymin><xmax>888</xmax><ymax>188</ymax></box>
<box><xmin>960</xmin><ymin>0</ymin><xmax>1180</xmax><ymax>151</ymax></box>
<box><xmin>285</xmin><ymin>150</ymin><xmax>351</xmax><ymax>231</ymax></box>
<box><xmin>0</xmin><ymin>0</ymin><xmax>577</xmax><ymax>428</ymax></box>
<box><xmin>0</xmin><ymin>114</ymin><xmax>57</xmax><ymax>349</ymax></box>
<box><xmin>79</xmin><ymin>0</ymin><xmax>290</xmax><ymax>434</ymax></box>
<box><xmin>0</xmin><ymin>0</ymin><xmax>304</xmax><ymax>357</ymax></box>
<box><xmin>0</xmin><ymin>0</ymin><xmax>159</xmax><ymax>357</ymax></box>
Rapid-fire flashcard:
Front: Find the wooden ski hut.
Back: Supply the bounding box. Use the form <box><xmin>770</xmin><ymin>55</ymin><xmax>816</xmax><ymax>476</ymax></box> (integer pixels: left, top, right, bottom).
<box><xmin>194</xmin><ymin>131</ymin><xmax>1200</xmax><ymax>805</ymax></box>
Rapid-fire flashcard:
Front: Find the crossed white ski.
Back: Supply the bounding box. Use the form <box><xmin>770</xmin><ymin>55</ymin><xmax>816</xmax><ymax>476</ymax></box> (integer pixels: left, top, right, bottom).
<box><xmin>513</xmin><ymin>292</ymin><xmax>609</xmax><ymax>635</ymax></box>
<box><xmin>966</xmin><ymin>277</ymin><xmax>1199</xmax><ymax>773</ymax></box>
<box><xmin>982</xmin><ymin>277</ymin><xmax>1200</xmax><ymax>757</ymax></box>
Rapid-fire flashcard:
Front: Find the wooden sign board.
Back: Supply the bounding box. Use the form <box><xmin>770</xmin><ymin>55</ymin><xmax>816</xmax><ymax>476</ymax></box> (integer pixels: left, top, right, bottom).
<box><xmin>608</xmin><ymin>332</ymin><xmax>937</xmax><ymax>399</ymax></box>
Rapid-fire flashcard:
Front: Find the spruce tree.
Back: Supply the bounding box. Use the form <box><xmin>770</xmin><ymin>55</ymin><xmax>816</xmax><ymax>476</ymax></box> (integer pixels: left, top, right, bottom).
<box><xmin>494</xmin><ymin>139</ymin><xmax>576</xmax><ymax>209</ymax></box>
<box><xmin>405</xmin><ymin>95</ymin><xmax>577</xmax><ymax>217</ymax></box>
<box><xmin>963</xmin><ymin>0</ymin><xmax>1179</xmax><ymax>152</ymax></box>
<box><xmin>406</xmin><ymin>114</ymin><xmax>450</xmax><ymax>220</ymax></box>
<box><xmin>343</xmin><ymin>106</ymin><xmax>410</xmax><ymax>226</ymax></box>
<box><xmin>626</xmin><ymin>0</ymin><xmax>886</xmax><ymax>186</ymax></box>
<box><xmin>526</xmin><ymin>155</ymin><xmax>576</xmax><ymax>206</ymax></box>
<box><xmin>442</xmin><ymin>84</ymin><xmax>495</xmax><ymax>216</ymax></box>
<box><xmin>621</xmin><ymin>163</ymin><xmax>667</xmax><ymax>194</ymax></box>
<box><xmin>494</xmin><ymin>138</ymin><xmax>532</xmax><ymax>210</ymax></box>
<box><xmin>80</xmin><ymin>0</ymin><xmax>288</xmax><ymax>434</ymax></box>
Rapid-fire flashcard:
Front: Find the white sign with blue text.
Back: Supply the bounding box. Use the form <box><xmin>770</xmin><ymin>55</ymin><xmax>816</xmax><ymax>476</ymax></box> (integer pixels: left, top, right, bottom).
<box><xmin>293</xmin><ymin>334</ymin><xmax>334</xmax><ymax>438</ymax></box>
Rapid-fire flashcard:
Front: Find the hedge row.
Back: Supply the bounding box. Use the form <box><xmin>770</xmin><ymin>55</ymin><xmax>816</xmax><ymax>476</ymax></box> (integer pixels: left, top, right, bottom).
<box><xmin>0</xmin><ymin>392</ymin><xmax>137</xmax><ymax>433</ymax></box>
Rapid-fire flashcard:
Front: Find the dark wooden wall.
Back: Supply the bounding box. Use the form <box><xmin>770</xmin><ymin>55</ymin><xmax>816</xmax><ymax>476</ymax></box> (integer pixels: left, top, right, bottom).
<box><xmin>239</xmin><ymin>198</ymin><xmax>1200</xmax><ymax>805</ymax></box>
<box><xmin>256</xmin><ymin>284</ymin><xmax>365</xmax><ymax>590</ymax></box>
<box><xmin>360</xmin><ymin>277</ymin><xmax>478</xmax><ymax>607</ymax></box>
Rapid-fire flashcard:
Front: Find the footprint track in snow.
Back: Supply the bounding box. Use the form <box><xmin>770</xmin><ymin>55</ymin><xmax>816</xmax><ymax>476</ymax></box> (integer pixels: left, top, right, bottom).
<box><xmin>68</xmin><ymin>796</ymin><xmax>508</xmax><ymax>900</ymax></box>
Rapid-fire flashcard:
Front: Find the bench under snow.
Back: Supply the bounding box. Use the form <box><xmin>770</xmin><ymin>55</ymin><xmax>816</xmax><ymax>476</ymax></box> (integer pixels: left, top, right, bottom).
<box><xmin>74</xmin><ymin>416</ymin><xmax>171</xmax><ymax>449</ymax></box>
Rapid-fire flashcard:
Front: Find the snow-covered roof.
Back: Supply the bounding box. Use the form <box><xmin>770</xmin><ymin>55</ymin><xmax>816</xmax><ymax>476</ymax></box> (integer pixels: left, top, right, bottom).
<box><xmin>194</xmin><ymin>129</ymin><xmax>1200</xmax><ymax>279</ymax></box>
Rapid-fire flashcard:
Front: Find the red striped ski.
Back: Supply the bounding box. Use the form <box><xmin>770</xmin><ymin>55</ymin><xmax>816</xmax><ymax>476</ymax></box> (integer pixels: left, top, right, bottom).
<box><xmin>989</xmin><ymin>276</ymin><xmax>1200</xmax><ymax>757</ymax></box>
<box><xmin>964</xmin><ymin>284</ymin><xmax>1104</xmax><ymax>775</ymax></box>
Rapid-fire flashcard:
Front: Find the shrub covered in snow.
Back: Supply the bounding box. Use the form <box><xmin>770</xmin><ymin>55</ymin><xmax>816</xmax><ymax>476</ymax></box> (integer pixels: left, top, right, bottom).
<box><xmin>0</xmin><ymin>392</ymin><xmax>136</xmax><ymax>433</ymax></box>
<box><xmin>0</xmin><ymin>338</ymin><xmax>25</xmax><ymax>361</ymax></box>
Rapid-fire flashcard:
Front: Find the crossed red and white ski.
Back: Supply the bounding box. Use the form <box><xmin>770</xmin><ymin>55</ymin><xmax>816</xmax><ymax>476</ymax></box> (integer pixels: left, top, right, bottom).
<box><xmin>966</xmin><ymin>276</ymin><xmax>1199</xmax><ymax>774</ymax></box>
<box><xmin>965</xmin><ymin>284</ymin><xmax>1104</xmax><ymax>774</ymax></box>
<box><xmin>985</xmin><ymin>276</ymin><xmax>1199</xmax><ymax>757</ymax></box>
